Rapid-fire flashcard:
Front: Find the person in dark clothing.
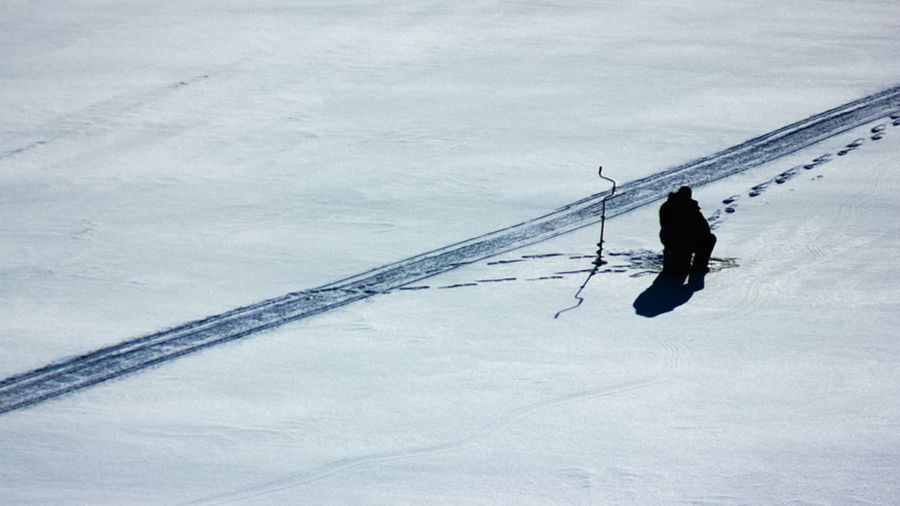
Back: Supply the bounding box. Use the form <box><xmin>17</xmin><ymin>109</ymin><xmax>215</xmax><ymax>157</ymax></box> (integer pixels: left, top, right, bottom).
<box><xmin>658</xmin><ymin>186</ymin><xmax>716</xmax><ymax>274</ymax></box>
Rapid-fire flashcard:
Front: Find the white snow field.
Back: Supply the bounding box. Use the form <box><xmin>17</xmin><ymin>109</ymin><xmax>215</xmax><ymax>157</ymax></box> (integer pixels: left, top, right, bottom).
<box><xmin>2</xmin><ymin>1</ymin><xmax>900</xmax><ymax>504</ymax></box>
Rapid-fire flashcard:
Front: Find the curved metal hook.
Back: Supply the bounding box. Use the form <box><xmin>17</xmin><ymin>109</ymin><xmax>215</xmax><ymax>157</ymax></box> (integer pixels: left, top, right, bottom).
<box><xmin>598</xmin><ymin>165</ymin><xmax>616</xmax><ymax>194</ymax></box>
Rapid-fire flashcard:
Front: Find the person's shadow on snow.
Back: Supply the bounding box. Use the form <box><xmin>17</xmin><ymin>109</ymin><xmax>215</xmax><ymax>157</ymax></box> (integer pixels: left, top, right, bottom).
<box><xmin>633</xmin><ymin>271</ymin><xmax>706</xmax><ymax>317</ymax></box>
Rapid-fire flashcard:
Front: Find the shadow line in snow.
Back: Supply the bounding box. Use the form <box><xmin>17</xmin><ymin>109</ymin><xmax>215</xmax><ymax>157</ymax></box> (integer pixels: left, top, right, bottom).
<box><xmin>406</xmin><ymin>249</ymin><xmax>738</xmax><ymax>292</ymax></box>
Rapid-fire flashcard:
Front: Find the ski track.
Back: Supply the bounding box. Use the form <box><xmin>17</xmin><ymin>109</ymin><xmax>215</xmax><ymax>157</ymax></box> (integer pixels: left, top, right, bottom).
<box><xmin>2</xmin><ymin>85</ymin><xmax>900</xmax><ymax>416</ymax></box>
<box><xmin>179</xmin><ymin>378</ymin><xmax>666</xmax><ymax>506</ymax></box>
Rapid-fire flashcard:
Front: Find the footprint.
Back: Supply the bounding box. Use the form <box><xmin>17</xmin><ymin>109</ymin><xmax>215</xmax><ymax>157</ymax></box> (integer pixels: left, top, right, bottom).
<box><xmin>802</xmin><ymin>154</ymin><xmax>831</xmax><ymax>170</ymax></box>
<box><xmin>713</xmin><ymin>153</ymin><xmax>830</xmax><ymax>226</ymax></box>
<box><xmin>774</xmin><ymin>166</ymin><xmax>800</xmax><ymax>184</ymax></box>
<box><xmin>748</xmin><ymin>185</ymin><xmax>765</xmax><ymax>197</ymax></box>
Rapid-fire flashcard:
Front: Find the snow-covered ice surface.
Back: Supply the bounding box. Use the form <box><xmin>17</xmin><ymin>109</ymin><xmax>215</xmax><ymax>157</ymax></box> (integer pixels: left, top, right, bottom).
<box><xmin>2</xmin><ymin>1</ymin><xmax>900</xmax><ymax>504</ymax></box>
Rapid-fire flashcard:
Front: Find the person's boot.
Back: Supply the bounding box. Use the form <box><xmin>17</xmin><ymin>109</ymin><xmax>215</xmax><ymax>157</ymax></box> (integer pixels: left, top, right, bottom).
<box><xmin>690</xmin><ymin>234</ymin><xmax>716</xmax><ymax>273</ymax></box>
<box><xmin>687</xmin><ymin>271</ymin><xmax>706</xmax><ymax>289</ymax></box>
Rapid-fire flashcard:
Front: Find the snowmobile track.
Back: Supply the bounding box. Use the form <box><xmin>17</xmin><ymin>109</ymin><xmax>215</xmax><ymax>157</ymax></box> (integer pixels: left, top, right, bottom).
<box><xmin>2</xmin><ymin>85</ymin><xmax>899</xmax><ymax>415</ymax></box>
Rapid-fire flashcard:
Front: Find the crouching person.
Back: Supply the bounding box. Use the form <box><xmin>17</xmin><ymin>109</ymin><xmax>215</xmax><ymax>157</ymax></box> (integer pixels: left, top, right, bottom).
<box><xmin>659</xmin><ymin>186</ymin><xmax>716</xmax><ymax>274</ymax></box>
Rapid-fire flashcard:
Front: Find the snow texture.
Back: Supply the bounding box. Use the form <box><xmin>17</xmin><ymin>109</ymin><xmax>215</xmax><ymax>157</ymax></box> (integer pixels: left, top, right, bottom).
<box><xmin>2</xmin><ymin>1</ymin><xmax>900</xmax><ymax>504</ymax></box>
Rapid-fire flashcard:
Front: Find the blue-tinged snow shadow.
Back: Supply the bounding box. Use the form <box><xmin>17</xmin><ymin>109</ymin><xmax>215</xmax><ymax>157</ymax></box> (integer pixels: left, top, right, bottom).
<box><xmin>633</xmin><ymin>271</ymin><xmax>705</xmax><ymax>317</ymax></box>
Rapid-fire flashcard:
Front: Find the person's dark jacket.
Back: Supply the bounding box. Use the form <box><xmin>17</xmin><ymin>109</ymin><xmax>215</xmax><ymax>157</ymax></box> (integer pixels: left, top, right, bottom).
<box><xmin>659</xmin><ymin>190</ymin><xmax>710</xmax><ymax>250</ymax></box>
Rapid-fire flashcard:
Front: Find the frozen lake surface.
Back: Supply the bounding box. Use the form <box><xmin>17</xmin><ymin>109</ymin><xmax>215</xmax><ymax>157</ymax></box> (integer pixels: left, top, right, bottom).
<box><xmin>2</xmin><ymin>1</ymin><xmax>900</xmax><ymax>504</ymax></box>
